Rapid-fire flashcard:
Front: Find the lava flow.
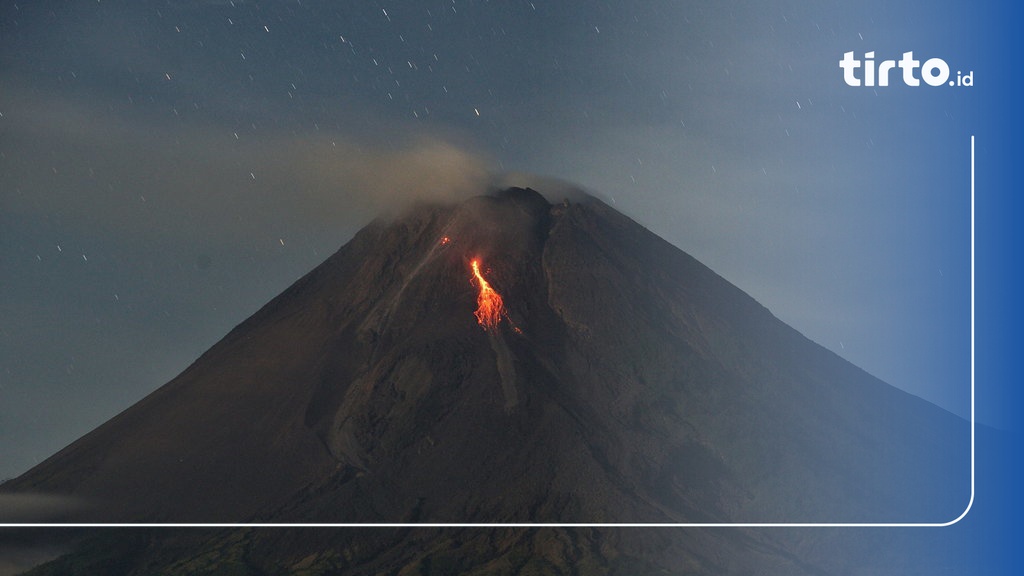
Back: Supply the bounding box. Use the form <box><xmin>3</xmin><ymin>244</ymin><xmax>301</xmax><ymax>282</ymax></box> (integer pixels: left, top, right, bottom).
<box><xmin>470</xmin><ymin>258</ymin><xmax>504</xmax><ymax>330</ymax></box>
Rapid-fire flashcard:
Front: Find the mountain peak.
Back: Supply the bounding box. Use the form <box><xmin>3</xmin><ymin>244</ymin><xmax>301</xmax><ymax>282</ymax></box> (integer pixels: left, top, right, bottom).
<box><xmin>493</xmin><ymin>185</ymin><xmax>551</xmax><ymax>206</ymax></box>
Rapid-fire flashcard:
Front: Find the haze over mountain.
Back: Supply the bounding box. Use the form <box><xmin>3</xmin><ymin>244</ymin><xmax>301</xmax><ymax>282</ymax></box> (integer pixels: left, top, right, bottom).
<box><xmin>1</xmin><ymin>188</ymin><xmax>970</xmax><ymax>574</ymax></box>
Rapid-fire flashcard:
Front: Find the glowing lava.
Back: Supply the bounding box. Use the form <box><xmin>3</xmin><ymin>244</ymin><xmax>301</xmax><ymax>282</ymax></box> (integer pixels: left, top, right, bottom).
<box><xmin>470</xmin><ymin>259</ymin><xmax>504</xmax><ymax>331</ymax></box>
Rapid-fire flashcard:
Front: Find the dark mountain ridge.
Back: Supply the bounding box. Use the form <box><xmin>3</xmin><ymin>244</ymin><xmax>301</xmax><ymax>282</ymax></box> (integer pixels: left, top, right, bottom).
<box><xmin>2</xmin><ymin>187</ymin><xmax>970</xmax><ymax>574</ymax></box>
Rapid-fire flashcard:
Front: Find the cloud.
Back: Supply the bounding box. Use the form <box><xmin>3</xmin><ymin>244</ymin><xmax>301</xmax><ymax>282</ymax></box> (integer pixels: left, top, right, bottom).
<box><xmin>0</xmin><ymin>493</ymin><xmax>92</xmax><ymax>523</ymax></box>
<box><xmin>293</xmin><ymin>136</ymin><xmax>494</xmax><ymax>220</ymax></box>
<box><xmin>0</xmin><ymin>79</ymin><xmax>495</xmax><ymax>245</ymax></box>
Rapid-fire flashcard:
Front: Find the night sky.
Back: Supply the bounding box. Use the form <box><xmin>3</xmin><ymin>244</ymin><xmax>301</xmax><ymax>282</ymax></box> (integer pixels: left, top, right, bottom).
<box><xmin>1</xmin><ymin>1</ymin><xmax>979</xmax><ymax>481</ymax></box>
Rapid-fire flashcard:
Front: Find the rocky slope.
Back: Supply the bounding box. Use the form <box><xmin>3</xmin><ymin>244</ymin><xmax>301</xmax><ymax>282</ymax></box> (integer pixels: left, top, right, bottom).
<box><xmin>2</xmin><ymin>188</ymin><xmax>970</xmax><ymax>574</ymax></box>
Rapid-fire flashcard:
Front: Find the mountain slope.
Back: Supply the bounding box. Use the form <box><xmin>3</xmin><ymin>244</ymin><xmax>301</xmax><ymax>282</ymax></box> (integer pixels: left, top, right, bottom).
<box><xmin>2</xmin><ymin>187</ymin><xmax>970</xmax><ymax>573</ymax></box>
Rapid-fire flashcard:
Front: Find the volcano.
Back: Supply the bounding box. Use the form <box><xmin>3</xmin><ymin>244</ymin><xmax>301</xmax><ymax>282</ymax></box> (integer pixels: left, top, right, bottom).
<box><xmin>2</xmin><ymin>188</ymin><xmax>969</xmax><ymax>573</ymax></box>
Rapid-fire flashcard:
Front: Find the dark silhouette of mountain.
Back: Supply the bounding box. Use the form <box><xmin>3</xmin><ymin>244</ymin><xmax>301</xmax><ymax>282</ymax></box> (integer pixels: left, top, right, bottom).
<box><xmin>1</xmin><ymin>188</ymin><xmax>969</xmax><ymax>574</ymax></box>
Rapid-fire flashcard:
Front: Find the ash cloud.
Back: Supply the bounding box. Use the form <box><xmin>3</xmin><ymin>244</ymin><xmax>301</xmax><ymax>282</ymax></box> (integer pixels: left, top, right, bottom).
<box><xmin>295</xmin><ymin>136</ymin><xmax>494</xmax><ymax>220</ymax></box>
<box><xmin>1</xmin><ymin>81</ymin><xmax>494</xmax><ymax>247</ymax></box>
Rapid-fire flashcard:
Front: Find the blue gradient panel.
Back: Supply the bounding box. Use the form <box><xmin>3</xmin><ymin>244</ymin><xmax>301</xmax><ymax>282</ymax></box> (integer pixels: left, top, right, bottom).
<box><xmin>860</xmin><ymin>1</ymin><xmax>1023</xmax><ymax>571</ymax></box>
<box><xmin>968</xmin><ymin>1</ymin><xmax>1024</xmax><ymax>573</ymax></box>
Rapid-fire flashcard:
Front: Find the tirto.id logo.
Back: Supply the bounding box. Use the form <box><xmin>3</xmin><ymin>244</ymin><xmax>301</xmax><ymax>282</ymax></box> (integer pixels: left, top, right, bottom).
<box><xmin>840</xmin><ymin>51</ymin><xmax>973</xmax><ymax>87</ymax></box>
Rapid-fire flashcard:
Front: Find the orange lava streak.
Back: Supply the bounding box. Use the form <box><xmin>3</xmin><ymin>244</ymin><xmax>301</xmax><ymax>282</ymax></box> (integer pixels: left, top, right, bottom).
<box><xmin>470</xmin><ymin>259</ymin><xmax>504</xmax><ymax>330</ymax></box>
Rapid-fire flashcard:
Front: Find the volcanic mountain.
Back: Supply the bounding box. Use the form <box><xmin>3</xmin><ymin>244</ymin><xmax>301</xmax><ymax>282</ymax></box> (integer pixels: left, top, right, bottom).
<box><xmin>2</xmin><ymin>188</ymin><xmax>969</xmax><ymax>573</ymax></box>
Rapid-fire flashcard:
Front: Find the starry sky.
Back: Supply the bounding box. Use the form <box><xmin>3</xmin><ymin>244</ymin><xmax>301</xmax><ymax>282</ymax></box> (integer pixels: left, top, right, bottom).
<box><xmin>1</xmin><ymin>1</ymin><xmax>982</xmax><ymax>480</ymax></box>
